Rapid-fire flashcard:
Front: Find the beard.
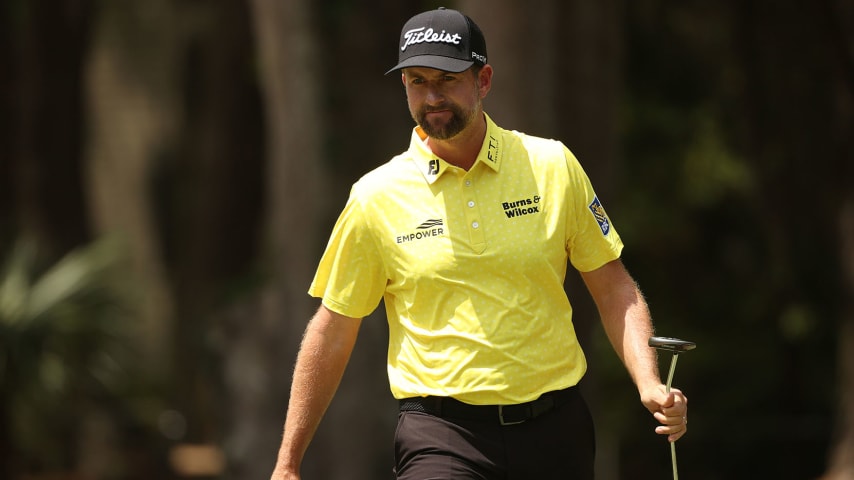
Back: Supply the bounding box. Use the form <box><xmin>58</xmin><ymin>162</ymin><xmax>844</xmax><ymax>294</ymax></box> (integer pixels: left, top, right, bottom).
<box><xmin>413</xmin><ymin>100</ymin><xmax>479</xmax><ymax>140</ymax></box>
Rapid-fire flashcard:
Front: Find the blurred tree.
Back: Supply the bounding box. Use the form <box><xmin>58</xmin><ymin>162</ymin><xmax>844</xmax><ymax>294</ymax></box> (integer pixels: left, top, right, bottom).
<box><xmin>84</xmin><ymin>0</ymin><xmax>181</xmax><ymax>376</ymax></box>
<box><xmin>223</xmin><ymin>0</ymin><xmax>325</xmax><ymax>478</ymax></box>
<box><xmin>85</xmin><ymin>1</ymin><xmax>266</xmax><ymax>477</ymax></box>
<box><xmin>2</xmin><ymin>0</ymin><xmax>180</xmax><ymax>477</ymax></box>
<box><xmin>551</xmin><ymin>3</ymin><xmax>626</xmax><ymax>477</ymax></box>
<box><xmin>86</xmin><ymin>0</ymin><xmax>266</xmax><ymax>446</ymax></box>
<box><xmin>614</xmin><ymin>1</ymin><xmax>853</xmax><ymax>478</ymax></box>
<box><xmin>163</xmin><ymin>0</ymin><xmax>264</xmax><ymax>452</ymax></box>
<box><xmin>831</xmin><ymin>192</ymin><xmax>854</xmax><ymax>480</ymax></box>
<box><xmin>816</xmin><ymin>0</ymin><xmax>854</xmax><ymax>476</ymax></box>
<box><xmin>2</xmin><ymin>0</ymin><xmax>91</xmax><ymax>255</ymax></box>
<box><xmin>831</xmin><ymin>192</ymin><xmax>854</xmax><ymax>478</ymax></box>
<box><xmin>730</xmin><ymin>1</ymin><xmax>852</xmax><ymax>478</ymax></box>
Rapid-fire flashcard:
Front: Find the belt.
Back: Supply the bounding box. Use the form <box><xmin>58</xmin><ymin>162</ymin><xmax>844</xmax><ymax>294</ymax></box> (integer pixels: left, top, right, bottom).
<box><xmin>398</xmin><ymin>386</ymin><xmax>577</xmax><ymax>426</ymax></box>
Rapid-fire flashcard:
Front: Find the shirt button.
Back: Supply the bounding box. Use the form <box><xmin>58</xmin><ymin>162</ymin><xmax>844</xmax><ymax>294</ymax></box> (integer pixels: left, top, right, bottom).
<box><xmin>467</xmin><ymin>200</ymin><xmax>475</xmax><ymax>208</ymax></box>
<box><xmin>465</xmin><ymin>180</ymin><xmax>472</xmax><ymax>186</ymax></box>
<box><xmin>472</xmin><ymin>221</ymin><xmax>480</xmax><ymax>229</ymax></box>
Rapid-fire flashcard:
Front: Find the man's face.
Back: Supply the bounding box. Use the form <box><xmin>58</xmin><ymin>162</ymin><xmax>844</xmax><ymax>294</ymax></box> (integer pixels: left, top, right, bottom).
<box><xmin>402</xmin><ymin>67</ymin><xmax>484</xmax><ymax>140</ymax></box>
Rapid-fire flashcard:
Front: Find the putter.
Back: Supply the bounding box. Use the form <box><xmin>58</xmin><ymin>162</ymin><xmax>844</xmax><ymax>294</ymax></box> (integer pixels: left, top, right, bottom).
<box><xmin>649</xmin><ymin>336</ymin><xmax>696</xmax><ymax>480</ymax></box>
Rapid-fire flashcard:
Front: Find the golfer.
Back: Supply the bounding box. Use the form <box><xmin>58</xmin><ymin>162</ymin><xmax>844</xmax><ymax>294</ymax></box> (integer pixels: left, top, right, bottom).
<box><xmin>270</xmin><ymin>7</ymin><xmax>688</xmax><ymax>480</ymax></box>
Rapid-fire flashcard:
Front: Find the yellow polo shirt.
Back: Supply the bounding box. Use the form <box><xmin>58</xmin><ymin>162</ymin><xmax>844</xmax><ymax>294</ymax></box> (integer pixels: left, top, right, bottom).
<box><xmin>309</xmin><ymin>114</ymin><xmax>623</xmax><ymax>405</ymax></box>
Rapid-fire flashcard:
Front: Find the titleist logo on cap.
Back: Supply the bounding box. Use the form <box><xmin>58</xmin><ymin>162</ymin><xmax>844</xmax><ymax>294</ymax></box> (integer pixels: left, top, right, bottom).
<box><xmin>386</xmin><ymin>8</ymin><xmax>488</xmax><ymax>74</ymax></box>
<box><xmin>401</xmin><ymin>27</ymin><xmax>463</xmax><ymax>52</ymax></box>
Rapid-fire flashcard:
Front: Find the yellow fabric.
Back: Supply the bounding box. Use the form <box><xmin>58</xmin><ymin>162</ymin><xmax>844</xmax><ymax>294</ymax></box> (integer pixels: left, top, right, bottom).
<box><xmin>309</xmin><ymin>114</ymin><xmax>623</xmax><ymax>405</ymax></box>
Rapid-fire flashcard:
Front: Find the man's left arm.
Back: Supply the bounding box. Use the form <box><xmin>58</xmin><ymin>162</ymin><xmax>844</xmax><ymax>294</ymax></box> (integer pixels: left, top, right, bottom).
<box><xmin>580</xmin><ymin>259</ymin><xmax>688</xmax><ymax>442</ymax></box>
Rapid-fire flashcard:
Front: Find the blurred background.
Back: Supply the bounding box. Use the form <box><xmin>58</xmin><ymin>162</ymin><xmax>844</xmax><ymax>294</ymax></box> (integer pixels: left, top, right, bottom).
<box><xmin>1</xmin><ymin>0</ymin><xmax>852</xmax><ymax>479</ymax></box>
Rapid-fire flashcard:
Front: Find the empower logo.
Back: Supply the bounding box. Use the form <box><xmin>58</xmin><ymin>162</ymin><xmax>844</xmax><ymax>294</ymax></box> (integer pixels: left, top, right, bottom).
<box><xmin>396</xmin><ymin>219</ymin><xmax>446</xmax><ymax>244</ymax></box>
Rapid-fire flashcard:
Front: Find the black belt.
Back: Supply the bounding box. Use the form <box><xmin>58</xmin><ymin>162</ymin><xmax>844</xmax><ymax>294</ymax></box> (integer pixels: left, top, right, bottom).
<box><xmin>398</xmin><ymin>386</ymin><xmax>577</xmax><ymax>426</ymax></box>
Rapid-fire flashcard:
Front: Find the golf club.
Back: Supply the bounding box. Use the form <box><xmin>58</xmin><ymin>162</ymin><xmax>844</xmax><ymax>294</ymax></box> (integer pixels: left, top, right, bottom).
<box><xmin>649</xmin><ymin>336</ymin><xmax>696</xmax><ymax>480</ymax></box>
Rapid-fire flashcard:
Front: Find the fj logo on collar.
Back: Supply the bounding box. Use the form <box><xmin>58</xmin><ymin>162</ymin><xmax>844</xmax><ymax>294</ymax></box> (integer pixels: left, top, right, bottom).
<box><xmin>427</xmin><ymin>159</ymin><xmax>440</xmax><ymax>176</ymax></box>
<box><xmin>588</xmin><ymin>196</ymin><xmax>611</xmax><ymax>235</ymax></box>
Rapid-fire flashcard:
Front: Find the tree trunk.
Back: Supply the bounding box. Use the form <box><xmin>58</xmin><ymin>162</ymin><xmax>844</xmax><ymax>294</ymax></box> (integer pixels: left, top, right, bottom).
<box><xmin>167</xmin><ymin>0</ymin><xmax>265</xmax><ymax>446</ymax></box>
<box><xmin>10</xmin><ymin>0</ymin><xmax>92</xmax><ymax>255</ymax></box>
<box><xmin>554</xmin><ymin>3</ymin><xmax>623</xmax><ymax>479</ymax></box>
<box><xmin>825</xmin><ymin>192</ymin><xmax>854</xmax><ymax>479</ymax></box>
<box><xmin>823</xmin><ymin>1</ymin><xmax>854</xmax><ymax>474</ymax></box>
<box><xmin>83</xmin><ymin>0</ymin><xmax>180</xmax><ymax>378</ymax></box>
<box><xmin>225</xmin><ymin>0</ymin><xmax>324</xmax><ymax>478</ymax></box>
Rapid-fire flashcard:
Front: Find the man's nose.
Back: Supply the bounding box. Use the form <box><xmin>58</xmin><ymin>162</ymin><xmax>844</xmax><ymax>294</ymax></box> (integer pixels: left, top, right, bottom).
<box><xmin>425</xmin><ymin>87</ymin><xmax>444</xmax><ymax>105</ymax></box>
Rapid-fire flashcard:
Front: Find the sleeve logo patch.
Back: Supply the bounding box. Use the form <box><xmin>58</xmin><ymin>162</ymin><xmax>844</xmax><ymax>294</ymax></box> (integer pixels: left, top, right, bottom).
<box><xmin>588</xmin><ymin>196</ymin><xmax>611</xmax><ymax>235</ymax></box>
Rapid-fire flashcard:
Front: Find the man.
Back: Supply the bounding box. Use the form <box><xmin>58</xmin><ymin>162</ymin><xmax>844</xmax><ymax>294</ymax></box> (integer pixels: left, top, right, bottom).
<box><xmin>270</xmin><ymin>7</ymin><xmax>688</xmax><ymax>480</ymax></box>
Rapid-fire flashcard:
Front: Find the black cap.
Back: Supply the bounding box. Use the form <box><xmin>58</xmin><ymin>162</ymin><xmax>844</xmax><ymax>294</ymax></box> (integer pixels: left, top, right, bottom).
<box><xmin>386</xmin><ymin>8</ymin><xmax>487</xmax><ymax>75</ymax></box>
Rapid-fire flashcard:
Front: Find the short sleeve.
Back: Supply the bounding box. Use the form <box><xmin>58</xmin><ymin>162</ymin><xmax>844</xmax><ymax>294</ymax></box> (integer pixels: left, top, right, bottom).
<box><xmin>308</xmin><ymin>186</ymin><xmax>388</xmax><ymax>318</ymax></box>
<box><xmin>563</xmin><ymin>147</ymin><xmax>624</xmax><ymax>272</ymax></box>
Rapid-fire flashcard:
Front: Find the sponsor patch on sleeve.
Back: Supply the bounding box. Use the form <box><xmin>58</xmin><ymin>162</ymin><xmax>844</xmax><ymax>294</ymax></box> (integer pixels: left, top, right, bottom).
<box><xmin>587</xmin><ymin>196</ymin><xmax>611</xmax><ymax>235</ymax></box>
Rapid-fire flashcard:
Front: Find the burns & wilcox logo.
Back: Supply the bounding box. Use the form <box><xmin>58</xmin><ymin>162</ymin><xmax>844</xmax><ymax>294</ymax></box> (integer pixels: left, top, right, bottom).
<box><xmin>396</xmin><ymin>219</ymin><xmax>445</xmax><ymax>244</ymax></box>
<box><xmin>502</xmin><ymin>196</ymin><xmax>541</xmax><ymax>218</ymax></box>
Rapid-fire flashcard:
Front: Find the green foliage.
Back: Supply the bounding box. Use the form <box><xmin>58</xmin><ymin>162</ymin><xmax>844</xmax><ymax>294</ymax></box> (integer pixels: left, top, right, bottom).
<box><xmin>608</xmin><ymin>1</ymin><xmax>844</xmax><ymax>476</ymax></box>
<box><xmin>0</xmin><ymin>237</ymin><xmax>139</xmax><ymax>472</ymax></box>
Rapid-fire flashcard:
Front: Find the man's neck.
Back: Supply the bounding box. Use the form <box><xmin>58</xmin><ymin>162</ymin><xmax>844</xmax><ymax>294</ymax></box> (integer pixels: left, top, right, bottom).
<box><xmin>426</xmin><ymin>113</ymin><xmax>487</xmax><ymax>171</ymax></box>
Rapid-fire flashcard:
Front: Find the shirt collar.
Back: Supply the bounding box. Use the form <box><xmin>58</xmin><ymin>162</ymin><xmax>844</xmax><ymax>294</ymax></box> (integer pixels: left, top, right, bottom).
<box><xmin>409</xmin><ymin>112</ymin><xmax>503</xmax><ymax>184</ymax></box>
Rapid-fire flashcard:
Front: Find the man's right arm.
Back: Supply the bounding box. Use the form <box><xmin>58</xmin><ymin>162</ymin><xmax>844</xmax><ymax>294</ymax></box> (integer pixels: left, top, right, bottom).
<box><xmin>270</xmin><ymin>304</ymin><xmax>363</xmax><ymax>480</ymax></box>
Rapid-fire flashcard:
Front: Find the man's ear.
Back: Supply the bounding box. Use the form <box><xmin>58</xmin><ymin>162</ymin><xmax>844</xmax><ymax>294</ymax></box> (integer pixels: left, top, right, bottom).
<box><xmin>478</xmin><ymin>65</ymin><xmax>493</xmax><ymax>98</ymax></box>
